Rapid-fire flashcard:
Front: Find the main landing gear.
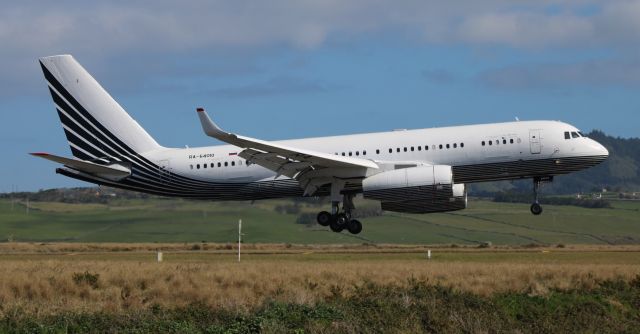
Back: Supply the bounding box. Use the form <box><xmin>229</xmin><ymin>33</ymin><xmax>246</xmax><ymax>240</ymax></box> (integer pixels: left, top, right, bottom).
<box><xmin>316</xmin><ymin>193</ymin><xmax>363</xmax><ymax>234</ymax></box>
<box><xmin>530</xmin><ymin>176</ymin><xmax>552</xmax><ymax>215</ymax></box>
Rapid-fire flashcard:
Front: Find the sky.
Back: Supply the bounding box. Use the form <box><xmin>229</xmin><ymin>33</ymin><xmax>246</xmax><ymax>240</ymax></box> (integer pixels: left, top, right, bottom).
<box><xmin>1</xmin><ymin>0</ymin><xmax>639</xmax><ymax>191</ymax></box>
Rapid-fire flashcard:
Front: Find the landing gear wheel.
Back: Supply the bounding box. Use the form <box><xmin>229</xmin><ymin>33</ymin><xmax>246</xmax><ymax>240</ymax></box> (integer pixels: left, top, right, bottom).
<box><xmin>530</xmin><ymin>177</ymin><xmax>547</xmax><ymax>216</ymax></box>
<box><xmin>347</xmin><ymin>219</ymin><xmax>362</xmax><ymax>234</ymax></box>
<box><xmin>335</xmin><ymin>213</ymin><xmax>349</xmax><ymax>226</ymax></box>
<box><xmin>530</xmin><ymin>203</ymin><xmax>543</xmax><ymax>215</ymax></box>
<box><xmin>329</xmin><ymin>219</ymin><xmax>345</xmax><ymax>232</ymax></box>
<box><xmin>317</xmin><ymin>211</ymin><xmax>332</xmax><ymax>226</ymax></box>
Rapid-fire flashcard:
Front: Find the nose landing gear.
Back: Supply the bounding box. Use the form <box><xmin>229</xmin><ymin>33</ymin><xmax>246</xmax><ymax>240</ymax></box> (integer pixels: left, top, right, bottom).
<box><xmin>530</xmin><ymin>176</ymin><xmax>552</xmax><ymax>215</ymax></box>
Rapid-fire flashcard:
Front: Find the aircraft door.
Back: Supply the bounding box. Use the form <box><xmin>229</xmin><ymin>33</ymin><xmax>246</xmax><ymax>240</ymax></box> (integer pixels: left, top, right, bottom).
<box><xmin>158</xmin><ymin>159</ymin><xmax>171</xmax><ymax>183</ymax></box>
<box><xmin>529</xmin><ymin>130</ymin><xmax>541</xmax><ymax>154</ymax></box>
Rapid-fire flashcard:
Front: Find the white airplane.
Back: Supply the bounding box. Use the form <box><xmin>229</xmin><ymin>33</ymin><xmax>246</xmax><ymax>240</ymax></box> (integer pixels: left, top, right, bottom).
<box><xmin>32</xmin><ymin>55</ymin><xmax>609</xmax><ymax>234</ymax></box>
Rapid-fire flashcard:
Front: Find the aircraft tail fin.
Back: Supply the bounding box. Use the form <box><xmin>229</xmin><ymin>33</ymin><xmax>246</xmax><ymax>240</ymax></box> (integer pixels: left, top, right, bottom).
<box><xmin>39</xmin><ymin>55</ymin><xmax>161</xmax><ymax>162</ymax></box>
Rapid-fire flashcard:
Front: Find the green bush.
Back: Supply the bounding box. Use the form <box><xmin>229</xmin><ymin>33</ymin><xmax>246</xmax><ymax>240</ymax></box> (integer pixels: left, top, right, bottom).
<box><xmin>72</xmin><ymin>271</ymin><xmax>100</xmax><ymax>289</ymax></box>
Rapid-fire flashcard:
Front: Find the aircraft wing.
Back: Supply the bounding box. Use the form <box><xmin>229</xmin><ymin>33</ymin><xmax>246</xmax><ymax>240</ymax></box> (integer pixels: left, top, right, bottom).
<box><xmin>196</xmin><ymin>108</ymin><xmax>378</xmax><ymax>179</ymax></box>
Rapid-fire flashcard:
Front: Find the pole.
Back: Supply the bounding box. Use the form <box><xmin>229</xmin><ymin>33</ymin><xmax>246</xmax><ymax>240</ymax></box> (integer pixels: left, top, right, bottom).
<box><xmin>238</xmin><ymin>219</ymin><xmax>242</xmax><ymax>262</ymax></box>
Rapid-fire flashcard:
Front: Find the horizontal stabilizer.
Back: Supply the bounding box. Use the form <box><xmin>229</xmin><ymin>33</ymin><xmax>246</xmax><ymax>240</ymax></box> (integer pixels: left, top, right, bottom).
<box><xmin>30</xmin><ymin>152</ymin><xmax>131</xmax><ymax>181</ymax></box>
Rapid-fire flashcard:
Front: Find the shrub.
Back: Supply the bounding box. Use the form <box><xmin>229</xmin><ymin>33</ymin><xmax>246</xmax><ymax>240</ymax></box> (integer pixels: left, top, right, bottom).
<box><xmin>275</xmin><ymin>204</ymin><xmax>301</xmax><ymax>215</ymax></box>
<box><xmin>295</xmin><ymin>213</ymin><xmax>317</xmax><ymax>226</ymax></box>
<box><xmin>72</xmin><ymin>271</ymin><xmax>99</xmax><ymax>289</ymax></box>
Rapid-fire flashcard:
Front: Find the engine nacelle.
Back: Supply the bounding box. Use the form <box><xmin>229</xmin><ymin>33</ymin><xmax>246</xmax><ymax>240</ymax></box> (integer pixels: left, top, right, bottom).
<box><xmin>362</xmin><ymin>166</ymin><xmax>467</xmax><ymax>213</ymax></box>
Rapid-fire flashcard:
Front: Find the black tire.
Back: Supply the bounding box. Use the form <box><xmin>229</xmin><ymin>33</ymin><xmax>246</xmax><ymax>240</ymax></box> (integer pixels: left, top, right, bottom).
<box><xmin>347</xmin><ymin>219</ymin><xmax>362</xmax><ymax>234</ymax></box>
<box><xmin>317</xmin><ymin>211</ymin><xmax>332</xmax><ymax>226</ymax></box>
<box><xmin>335</xmin><ymin>213</ymin><xmax>349</xmax><ymax>226</ymax></box>
<box><xmin>329</xmin><ymin>220</ymin><xmax>344</xmax><ymax>232</ymax></box>
<box><xmin>530</xmin><ymin>203</ymin><xmax>543</xmax><ymax>215</ymax></box>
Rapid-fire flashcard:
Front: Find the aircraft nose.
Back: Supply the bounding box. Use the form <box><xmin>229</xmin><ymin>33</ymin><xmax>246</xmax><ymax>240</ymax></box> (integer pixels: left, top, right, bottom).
<box><xmin>591</xmin><ymin>139</ymin><xmax>609</xmax><ymax>157</ymax></box>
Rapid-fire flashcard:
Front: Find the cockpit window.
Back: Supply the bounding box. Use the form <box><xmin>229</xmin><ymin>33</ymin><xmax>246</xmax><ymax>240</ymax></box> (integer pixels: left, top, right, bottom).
<box><xmin>578</xmin><ymin>131</ymin><xmax>586</xmax><ymax>137</ymax></box>
<box><xmin>564</xmin><ymin>131</ymin><xmax>570</xmax><ymax>140</ymax></box>
<box><xmin>571</xmin><ymin>131</ymin><xmax>579</xmax><ymax>138</ymax></box>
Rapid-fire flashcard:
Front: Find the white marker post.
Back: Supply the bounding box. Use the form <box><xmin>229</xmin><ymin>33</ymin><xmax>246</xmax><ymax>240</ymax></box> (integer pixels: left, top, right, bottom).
<box><xmin>238</xmin><ymin>219</ymin><xmax>242</xmax><ymax>262</ymax></box>
<box><xmin>427</xmin><ymin>249</ymin><xmax>431</xmax><ymax>260</ymax></box>
<box><xmin>157</xmin><ymin>251</ymin><xmax>163</xmax><ymax>262</ymax></box>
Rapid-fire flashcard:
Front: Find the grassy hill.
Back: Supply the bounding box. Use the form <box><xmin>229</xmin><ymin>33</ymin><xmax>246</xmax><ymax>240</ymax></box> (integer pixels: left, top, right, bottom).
<box><xmin>1</xmin><ymin>130</ymin><xmax>637</xmax><ymax>246</ymax></box>
<box><xmin>1</xmin><ymin>197</ymin><xmax>638</xmax><ymax>245</ymax></box>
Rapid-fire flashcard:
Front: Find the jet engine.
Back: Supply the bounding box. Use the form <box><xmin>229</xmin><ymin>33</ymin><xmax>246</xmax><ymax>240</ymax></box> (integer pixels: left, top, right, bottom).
<box><xmin>362</xmin><ymin>165</ymin><xmax>467</xmax><ymax>213</ymax></box>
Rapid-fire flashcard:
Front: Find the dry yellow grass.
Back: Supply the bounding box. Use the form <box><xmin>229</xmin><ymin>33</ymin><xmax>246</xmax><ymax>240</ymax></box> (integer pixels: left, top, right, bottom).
<box><xmin>0</xmin><ymin>246</ymin><xmax>638</xmax><ymax>317</ymax></box>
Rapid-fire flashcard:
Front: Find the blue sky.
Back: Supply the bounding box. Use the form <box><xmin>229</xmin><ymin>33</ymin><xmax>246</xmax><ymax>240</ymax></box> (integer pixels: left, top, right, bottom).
<box><xmin>1</xmin><ymin>0</ymin><xmax>639</xmax><ymax>191</ymax></box>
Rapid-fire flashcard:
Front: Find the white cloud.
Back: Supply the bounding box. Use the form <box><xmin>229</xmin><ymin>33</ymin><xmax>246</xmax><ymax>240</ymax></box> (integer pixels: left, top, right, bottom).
<box><xmin>456</xmin><ymin>12</ymin><xmax>594</xmax><ymax>48</ymax></box>
<box><xmin>477</xmin><ymin>59</ymin><xmax>640</xmax><ymax>90</ymax></box>
<box><xmin>2</xmin><ymin>0</ymin><xmax>640</xmax><ymax>97</ymax></box>
<box><xmin>5</xmin><ymin>0</ymin><xmax>640</xmax><ymax>56</ymax></box>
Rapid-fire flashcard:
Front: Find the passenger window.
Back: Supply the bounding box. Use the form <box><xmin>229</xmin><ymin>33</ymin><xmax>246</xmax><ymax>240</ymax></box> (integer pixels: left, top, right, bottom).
<box><xmin>571</xmin><ymin>132</ymin><xmax>579</xmax><ymax>138</ymax></box>
<box><xmin>348</xmin><ymin>152</ymin><xmax>352</xmax><ymax>156</ymax></box>
<box><xmin>461</xmin><ymin>143</ymin><xmax>464</xmax><ymax>148</ymax></box>
<box><xmin>564</xmin><ymin>132</ymin><xmax>570</xmax><ymax>139</ymax></box>
<box><xmin>510</xmin><ymin>139</ymin><xmax>514</xmax><ymax>144</ymax></box>
<box><xmin>489</xmin><ymin>141</ymin><xmax>493</xmax><ymax>146</ymax></box>
<box><xmin>376</xmin><ymin>149</ymin><xmax>380</xmax><ymax>154</ymax></box>
<box><xmin>503</xmin><ymin>139</ymin><xmax>507</xmax><ymax>144</ymax></box>
<box><xmin>355</xmin><ymin>151</ymin><xmax>359</xmax><ymax>156</ymax></box>
<box><xmin>341</xmin><ymin>152</ymin><xmax>345</xmax><ymax>156</ymax></box>
<box><xmin>218</xmin><ymin>162</ymin><xmax>221</xmax><ymax>167</ymax></box>
<box><xmin>224</xmin><ymin>162</ymin><xmax>228</xmax><ymax>167</ymax></box>
<box><xmin>388</xmin><ymin>148</ymin><xmax>392</xmax><ymax>153</ymax></box>
<box><xmin>211</xmin><ymin>163</ymin><xmax>214</xmax><ymax>168</ymax></box>
<box><xmin>363</xmin><ymin>150</ymin><xmax>367</xmax><ymax>156</ymax></box>
<box><xmin>197</xmin><ymin>164</ymin><xmax>200</xmax><ymax>169</ymax></box>
<box><xmin>404</xmin><ymin>147</ymin><xmax>407</xmax><ymax>152</ymax></box>
<box><xmin>425</xmin><ymin>146</ymin><xmax>429</xmax><ymax>151</ymax></box>
<box><xmin>397</xmin><ymin>148</ymin><xmax>400</xmax><ymax>152</ymax></box>
<box><xmin>482</xmin><ymin>141</ymin><xmax>485</xmax><ymax>146</ymax></box>
<box><xmin>418</xmin><ymin>146</ymin><xmax>422</xmax><ymax>151</ymax></box>
<box><xmin>446</xmin><ymin>144</ymin><xmax>450</xmax><ymax>149</ymax></box>
<box><xmin>411</xmin><ymin>147</ymin><xmax>414</xmax><ymax>151</ymax></box>
<box><xmin>232</xmin><ymin>161</ymin><xmax>235</xmax><ymax>166</ymax></box>
<box><xmin>453</xmin><ymin>143</ymin><xmax>457</xmax><ymax>148</ymax></box>
<box><xmin>203</xmin><ymin>163</ymin><xmax>207</xmax><ymax>168</ymax></box>
<box><xmin>439</xmin><ymin>144</ymin><xmax>443</xmax><ymax>149</ymax></box>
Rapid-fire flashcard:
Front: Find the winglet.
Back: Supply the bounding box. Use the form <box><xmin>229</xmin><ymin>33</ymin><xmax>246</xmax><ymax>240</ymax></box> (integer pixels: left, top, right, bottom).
<box><xmin>196</xmin><ymin>107</ymin><xmax>235</xmax><ymax>140</ymax></box>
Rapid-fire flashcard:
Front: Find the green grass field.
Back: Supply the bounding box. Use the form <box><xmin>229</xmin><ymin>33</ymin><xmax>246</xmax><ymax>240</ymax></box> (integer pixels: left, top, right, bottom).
<box><xmin>0</xmin><ymin>198</ymin><xmax>638</xmax><ymax>244</ymax></box>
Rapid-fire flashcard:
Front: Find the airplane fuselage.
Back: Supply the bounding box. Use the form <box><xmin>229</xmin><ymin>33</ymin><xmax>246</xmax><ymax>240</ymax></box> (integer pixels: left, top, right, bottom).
<box><xmin>66</xmin><ymin>120</ymin><xmax>607</xmax><ymax>200</ymax></box>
